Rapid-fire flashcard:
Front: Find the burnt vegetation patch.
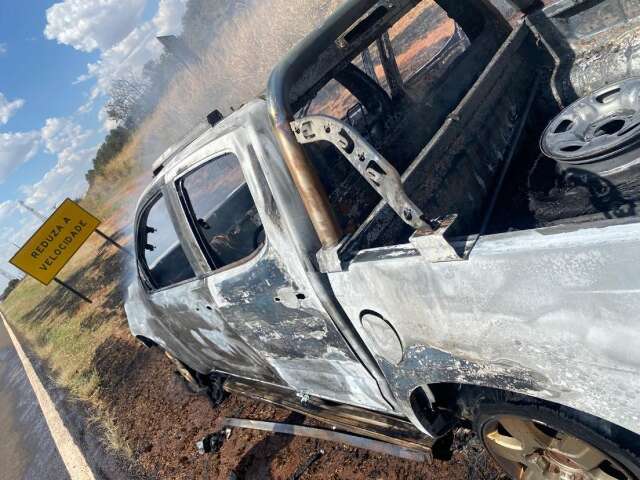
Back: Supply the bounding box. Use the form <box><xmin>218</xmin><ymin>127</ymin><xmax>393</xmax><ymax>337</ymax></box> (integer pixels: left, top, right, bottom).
<box><xmin>92</xmin><ymin>335</ymin><xmax>145</xmax><ymax>393</ymax></box>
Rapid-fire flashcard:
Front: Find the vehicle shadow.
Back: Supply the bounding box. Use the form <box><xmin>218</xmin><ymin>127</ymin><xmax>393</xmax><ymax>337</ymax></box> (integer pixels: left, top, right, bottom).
<box><xmin>529</xmin><ymin>166</ymin><xmax>638</xmax><ymax>224</ymax></box>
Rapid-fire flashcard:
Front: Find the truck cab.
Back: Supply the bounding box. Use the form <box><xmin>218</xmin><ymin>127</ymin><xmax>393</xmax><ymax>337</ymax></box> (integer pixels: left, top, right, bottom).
<box><xmin>126</xmin><ymin>1</ymin><xmax>640</xmax><ymax>477</ymax></box>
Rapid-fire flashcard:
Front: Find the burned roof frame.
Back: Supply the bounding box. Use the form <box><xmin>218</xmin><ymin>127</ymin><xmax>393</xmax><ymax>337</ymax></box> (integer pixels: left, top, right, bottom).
<box><xmin>268</xmin><ymin>0</ymin><xmax>500</xmax><ymax>116</ymax></box>
<box><xmin>265</xmin><ymin>0</ymin><xmax>510</xmax><ymax>248</ymax></box>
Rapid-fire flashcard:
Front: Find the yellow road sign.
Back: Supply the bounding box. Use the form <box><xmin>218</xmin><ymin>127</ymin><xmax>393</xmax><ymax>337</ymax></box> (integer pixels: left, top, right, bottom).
<box><xmin>10</xmin><ymin>199</ymin><xmax>101</xmax><ymax>285</ymax></box>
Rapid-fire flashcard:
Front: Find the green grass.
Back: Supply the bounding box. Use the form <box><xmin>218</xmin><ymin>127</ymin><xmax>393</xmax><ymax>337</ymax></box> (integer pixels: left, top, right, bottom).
<box><xmin>1</xmin><ymin>271</ymin><xmax>122</xmax><ymax>399</ymax></box>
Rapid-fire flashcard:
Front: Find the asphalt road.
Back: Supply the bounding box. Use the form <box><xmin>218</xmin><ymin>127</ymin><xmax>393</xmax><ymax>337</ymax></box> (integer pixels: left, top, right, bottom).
<box><xmin>0</xmin><ymin>318</ymin><xmax>69</xmax><ymax>480</ymax></box>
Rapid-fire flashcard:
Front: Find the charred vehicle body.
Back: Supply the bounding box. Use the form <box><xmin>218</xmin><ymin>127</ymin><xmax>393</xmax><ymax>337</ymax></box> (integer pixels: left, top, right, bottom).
<box><xmin>125</xmin><ymin>0</ymin><xmax>640</xmax><ymax>477</ymax></box>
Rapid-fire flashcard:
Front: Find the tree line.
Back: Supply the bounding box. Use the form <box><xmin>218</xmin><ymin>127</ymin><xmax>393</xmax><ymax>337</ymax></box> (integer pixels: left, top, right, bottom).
<box><xmin>1</xmin><ymin>278</ymin><xmax>20</xmax><ymax>301</ymax></box>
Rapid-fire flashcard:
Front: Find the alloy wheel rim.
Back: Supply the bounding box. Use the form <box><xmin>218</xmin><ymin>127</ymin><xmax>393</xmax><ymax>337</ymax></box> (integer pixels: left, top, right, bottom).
<box><xmin>481</xmin><ymin>415</ymin><xmax>635</xmax><ymax>480</ymax></box>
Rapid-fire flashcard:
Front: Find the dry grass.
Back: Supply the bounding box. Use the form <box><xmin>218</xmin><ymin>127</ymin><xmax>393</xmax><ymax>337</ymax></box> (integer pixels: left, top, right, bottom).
<box><xmin>139</xmin><ymin>0</ymin><xmax>343</xmax><ymax>162</ymax></box>
<box><xmin>88</xmin><ymin>409</ymin><xmax>134</xmax><ymax>459</ymax></box>
<box><xmin>81</xmin><ymin>132</ymin><xmax>147</xmax><ymax>223</ymax></box>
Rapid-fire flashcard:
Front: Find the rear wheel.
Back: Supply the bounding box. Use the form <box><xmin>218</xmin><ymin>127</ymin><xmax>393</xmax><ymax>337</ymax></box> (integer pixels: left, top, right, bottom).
<box><xmin>465</xmin><ymin>390</ymin><xmax>640</xmax><ymax>480</ymax></box>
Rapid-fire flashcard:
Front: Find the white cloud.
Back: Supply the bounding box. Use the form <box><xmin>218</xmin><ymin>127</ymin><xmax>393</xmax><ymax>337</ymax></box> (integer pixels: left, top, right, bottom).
<box><xmin>0</xmin><ymin>43</ymin><xmax>7</xmax><ymax>56</ymax></box>
<box><xmin>20</xmin><ymin>144</ymin><xmax>97</xmax><ymax>210</ymax></box>
<box><xmin>0</xmin><ymin>200</ymin><xmax>15</xmax><ymax>223</ymax></box>
<box><xmin>153</xmin><ymin>0</ymin><xmax>188</xmax><ymax>36</ymax></box>
<box><xmin>0</xmin><ymin>93</ymin><xmax>25</xmax><ymax>125</ymax></box>
<box><xmin>20</xmin><ymin>118</ymin><xmax>96</xmax><ymax>211</ymax></box>
<box><xmin>44</xmin><ymin>0</ymin><xmax>147</xmax><ymax>53</ymax></box>
<box><xmin>0</xmin><ymin>131</ymin><xmax>40</xmax><ymax>183</ymax></box>
<box><xmin>73</xmin><ymin>73</ymin><xmax>92</xmax><ymax>85</ymax></box>
<box><xmin>78</xmin><ymin>0</ymin><xmax>187</xmax><ymax>102</ymax></box>
<box><xmin>41</xmin><ymin>117</ymin><xmax>91</xmax><ymax>155</ymax></box>
<box><xmin>0</xmin><ymin>117</ymin><xmax>94</xmax><ymax>191</ymax></box>
<box><xmin>0</xmin><ymin>207</ymin><xmax>40</xmax><ymax>291</ymax></box>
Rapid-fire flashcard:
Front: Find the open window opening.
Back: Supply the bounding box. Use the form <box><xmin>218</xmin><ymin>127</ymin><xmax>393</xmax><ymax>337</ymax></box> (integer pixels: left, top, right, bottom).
<box><xmin>137</xmin><ymin>194</ymin><xmax>196</xmax><ymax>291</ymax></box>
<box><xmin>296</xmin><ymin>0</ymin><xmax>499</xmax><ymax>244</ymax></box>
<box><xmin>295</xmin><ymin>0</ymin><xmax>640</xmax><ymax>262</ymax></box>
<box><xmin>177</xmin><ymin>152</ymin><xmax>265</xmax><ymax>273</ymax></box>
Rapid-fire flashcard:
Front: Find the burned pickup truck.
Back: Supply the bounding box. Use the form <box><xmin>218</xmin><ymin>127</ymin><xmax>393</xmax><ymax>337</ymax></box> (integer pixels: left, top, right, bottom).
<box><xmin>125</xmin><ymin>0</ymin><xmax>640</xmax><ymax>477</ymax></box>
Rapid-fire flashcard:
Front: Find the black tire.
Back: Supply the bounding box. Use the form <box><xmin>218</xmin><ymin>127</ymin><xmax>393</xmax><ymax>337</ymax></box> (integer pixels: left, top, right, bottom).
<box><xmin>462</xmin><ymin>388</ymin><xmax>640</xmax><ymax>479</ymax></box>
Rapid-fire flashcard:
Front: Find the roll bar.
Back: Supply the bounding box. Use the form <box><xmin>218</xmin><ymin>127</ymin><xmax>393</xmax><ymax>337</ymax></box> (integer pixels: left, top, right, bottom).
<box><xmin>266</xmin><ymin>0</ymin><xmax>419</xmax><ymax>247</ymax></box>
<box><xmin>266</xmin><ymin>0</ymin><xmax>504</xmax><ymax>247</ymax></box>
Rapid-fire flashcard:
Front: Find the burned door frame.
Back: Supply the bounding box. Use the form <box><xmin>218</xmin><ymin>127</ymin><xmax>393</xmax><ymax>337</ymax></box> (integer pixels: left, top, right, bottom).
<box><xmin>131</xmin><ymin>183</ymin><xmax>280</xmax><ymax>383</ymax></box>
<box><xmin>163</xmin><ymin>125</ymin><xmax>394</xmax><ymax>412</ymax></box>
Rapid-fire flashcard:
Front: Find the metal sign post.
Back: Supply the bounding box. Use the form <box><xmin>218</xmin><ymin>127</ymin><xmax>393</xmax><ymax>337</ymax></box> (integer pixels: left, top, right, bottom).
<box><xmin>93</xmin><ymin>229</ymin><xmax>131</xmax><ymax>256</ymax></box>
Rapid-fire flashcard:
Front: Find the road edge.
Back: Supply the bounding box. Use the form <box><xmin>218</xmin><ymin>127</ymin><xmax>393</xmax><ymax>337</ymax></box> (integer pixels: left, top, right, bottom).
<box><xmin>0</xmin><ymin>311</ymin><xmax>96</xmax><ymax>480</ymax></box>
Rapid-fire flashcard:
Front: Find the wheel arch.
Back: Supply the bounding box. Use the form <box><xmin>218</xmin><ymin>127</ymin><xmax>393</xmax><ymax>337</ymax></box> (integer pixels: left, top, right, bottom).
<box><xmin>413</xmin><ymin>382</ymin><xmax>637</xmax><ymax>441</ymax></box>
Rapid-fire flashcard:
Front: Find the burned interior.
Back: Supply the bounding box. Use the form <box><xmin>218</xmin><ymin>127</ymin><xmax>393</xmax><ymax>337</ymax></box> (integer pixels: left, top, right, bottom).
<box><xmin>277</xmin><ymin>0</ymin><xmax>640</xmax><ymax>258</ymax></box>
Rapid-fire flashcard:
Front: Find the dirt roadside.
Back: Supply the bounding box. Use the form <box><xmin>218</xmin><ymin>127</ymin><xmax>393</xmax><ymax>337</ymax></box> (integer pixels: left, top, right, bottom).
<box><xmin>92</xmin><ymin>329</ymin><xmax>503</xmax><ymax>479</ymax></box>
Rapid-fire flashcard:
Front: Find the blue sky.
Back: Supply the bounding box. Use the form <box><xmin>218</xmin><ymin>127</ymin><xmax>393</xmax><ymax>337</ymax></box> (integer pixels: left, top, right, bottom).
<box><xmin>0</xmin><ymin>0</ymin><xmax>187</xmax><ymax>288</ymax></box>
<box><xmin>0</xmin><ymin>1</ymin><xmax>101</xmax><ymax>203</ymax></box>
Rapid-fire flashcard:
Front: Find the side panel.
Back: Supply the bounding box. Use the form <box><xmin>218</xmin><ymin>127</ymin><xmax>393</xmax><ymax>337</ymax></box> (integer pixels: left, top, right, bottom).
<box><xmin>206</xmin><ymin>243</ymin><xmax>392</xmax><ymax>411</ymax></box>
<box><xmin>125</xmin><ymin>277</ymin><xmax>281</xmax><ymax>384</ymax></box>
<box><xmin>197</xmin><ymin>112</ymin><xmax>393</xmax><ymax>413</ymax></box>
<box><xmin>328</xmin><ymin>221</ymin><xmax>640</xmax><ymax>434</ymax></box>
